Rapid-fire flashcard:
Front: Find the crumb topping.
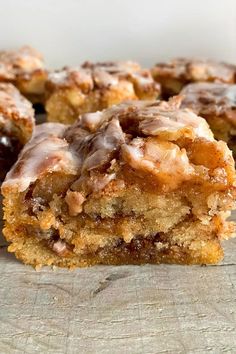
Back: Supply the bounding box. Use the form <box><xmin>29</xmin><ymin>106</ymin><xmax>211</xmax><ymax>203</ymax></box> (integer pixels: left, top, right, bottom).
<box><xmin>0</xmin><ymin>46</ymin><xmax>44</xmax><ymax>80</ymax></box>
<box><xmin>47</xmin><ymin>60</ymin><xmax>160</xmax><ymax>96</ymax></box>
<box><xmin>152</xmin><ymin>58</ymin><xmax>236</xmax><ymax>83</ymax></box>
<box><xmin>2</xmin><ymin>98</ymin><xmax>235</xmax><ymax>198</ymax></box>
<box><xmin>0</xmin><ymin>83</ymin><xmax>34</xmax><ymax>120</ymax></box>
<box><xmin>181</xmin><ymin>83</ymin><xmax>236</xmax><ymax>125</ymax></box>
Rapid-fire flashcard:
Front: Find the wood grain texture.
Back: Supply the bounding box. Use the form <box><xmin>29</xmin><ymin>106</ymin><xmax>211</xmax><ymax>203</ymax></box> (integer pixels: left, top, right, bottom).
<box><xmin>0</xmin><ymin>214</ymin><xmax>235</xmax><ymax>354</ymax></box>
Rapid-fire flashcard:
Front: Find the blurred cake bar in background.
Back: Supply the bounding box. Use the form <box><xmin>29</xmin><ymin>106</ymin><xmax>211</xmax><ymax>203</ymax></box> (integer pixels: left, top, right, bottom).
<box><xmin>181</xmin><ymin>83</ymin><xmax>236</xmax><ymax>156</ymax></box>
<box><xmin>45</xmin><ymin>61</ymin><xmax>160</xmax><ymax>124</ymax></box>
<box><xmin>0</xmin><ymin>46</ymin><xmax>47</xmax><ymax>103</ymax></box>
<box><xmin>151</xmin><ymin>58</ymin><xmax>236</xmax><ymax>98</ymax></box>
<box><xmin>2</xmin><ymin>98</ymin><xmax>235</xmax><ymax>268</ymax></box>
<box><xmin>0</xmin><ymin>83</ymin><xmax>34</xmax><ymax>181</ymax></box>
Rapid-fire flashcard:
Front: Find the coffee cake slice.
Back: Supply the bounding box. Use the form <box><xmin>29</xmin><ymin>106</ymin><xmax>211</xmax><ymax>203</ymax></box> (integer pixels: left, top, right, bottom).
<box><xmin>45</xmin><ymin>61</ymin><xmax>160</xmax><ymax>124</ymax></box>
<box><xmin>0</xmin><ymin>83</ymin><xmax>34</xmax><ymax>181</ymax></box>
<box><xmin>2</xmin><ymin>98</ymin><xmax>236</xmax><ymax>268</ymax></box>
<box><xmin>151</xmin><ymin>58</ymin><xmax>236</xmax><ymax>98</ymax></box>
<box><xmin>0</xmin><ymin>46</ymin><xmax>47</xmax><ymax>103</ymax></box>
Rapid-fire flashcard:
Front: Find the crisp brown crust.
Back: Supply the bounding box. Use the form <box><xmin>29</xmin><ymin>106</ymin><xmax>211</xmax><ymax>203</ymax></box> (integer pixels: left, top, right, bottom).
<box><xmin>45</xmin><ymin>61</ymin><xmax>160</xmax><ymax>124</ymax></box>
<box><xmin>151</xmin><ymin>58</ymin><xmax>236</xmax><ymax>97</ymax></box>
<box><xmin>0</xmin><ymin>46</ymin><xmax>47</xmax><ymax>103</ymax></box>
<box><xmin>2</xmin><ymin>98</ymin><xmax>236</xmax><ymax>268</ymax></box>
<box><xmin>0</xmin><ymin>83</ymin><xmax>35</xmax><ymax>180</ymax></box>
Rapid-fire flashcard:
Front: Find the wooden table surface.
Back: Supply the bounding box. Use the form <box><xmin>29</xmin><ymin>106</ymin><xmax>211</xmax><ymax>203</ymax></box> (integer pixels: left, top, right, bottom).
<box><xmin>0</xmin><ymin>213</ymin><xmax>235</xmax><ymax>354</ymax></box>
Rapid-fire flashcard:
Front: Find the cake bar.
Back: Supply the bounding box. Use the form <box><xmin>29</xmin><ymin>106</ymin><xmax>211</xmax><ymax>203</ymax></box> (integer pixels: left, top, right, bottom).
<box><xmin>45</xmin><ymin>61</ymin><xmax>160</xmax><ymax>124</ymax></box>
<box><xmin>2</xmin><ymin>98</ymin><xmax>236</xmax><ymax>268</ymax></box>
<box><xmin>151</xmin><ymin>58</ymin><xmax>236</xmax><ymax>98</ymax></box>
<box><xmin>0</xmin><ymin>46</ymin><xmax>47</xmax><ymax>103</ymax></box>
<box><xmin>180</xmin><ymin>82</ymin><xmax>236</xmax><ymax>156</ymax></box>
<box><xmin>0</xmin><ymin>83</ymin><xmax>34</xmax><ymax>181</ymax></box>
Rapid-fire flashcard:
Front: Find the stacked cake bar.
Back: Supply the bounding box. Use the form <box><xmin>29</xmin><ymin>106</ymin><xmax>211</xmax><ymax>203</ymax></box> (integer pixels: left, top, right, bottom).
<box><xmin>2</xmin><ymin>99</ymin><xmax>236</xmax><ymax>267</ymax></box>
<box><xmin>0</xmin><ymin>47</ymin><xmax>236</xmax><ymax>268</ymax></box>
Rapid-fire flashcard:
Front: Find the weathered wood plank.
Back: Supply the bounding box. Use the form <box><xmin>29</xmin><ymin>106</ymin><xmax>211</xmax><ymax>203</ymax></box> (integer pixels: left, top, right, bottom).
<box><xmin>0</xmin><ymin>215</ymin><xmax>235</xmax><ymax>353</ymax></box>
<box><xmin>0</xmin><ymin>240</ymin><xmax>236</xmax><ymax>353</ymax></box>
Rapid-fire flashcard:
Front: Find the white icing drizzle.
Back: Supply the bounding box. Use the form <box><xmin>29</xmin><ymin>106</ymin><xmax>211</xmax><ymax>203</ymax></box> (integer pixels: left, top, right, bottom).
<box><xmin>122</xmin><ymin>138</ymin><xmax>194</xmax><ymax>182</ymax></box>
<box><xmin>93</xmin><ymin>68</ymin><xmax>119</xmax><ymax>87</ymax></box>
<box><xmin>0</xmin><ymin>46</ymin><xmax>44</xmax><ymax>79</ymax></box>
<box><xmin>47</xmin><ymin>60</ymin><xmax>158</xmax><ymax>96</ymax></box>
<box><xmin>80</xmin><ymin>111</ymin><xmax>105</xmax><ymax>132</ymax></box>
<box><xmin>153</xmin><ymin>58</ymin><xmax>236</xmax><ymax>82</ymax></box>
<box><xmin>2</xmin><ymin>123</ymin><xmax>79</xmax><ymax>192</ymax></box>
<box><xmin>48</xmin><ymin>69</ymin><xmax>69</xmax><ymax>85</ymax></box>
<box><xmin>181</xmin><ymin>83</ymin><xmax>236</xmax><ymax>120</ymax></box>
<box><xmin>0</xmin><ymin>83</ymin><xmax>34</xmax><ymax>120</ymax></box>
<box><xmin>181</xmin><ymin>82</ymin><xmax>236</xmax><ymax>129</ymax></box>
<box><xmin>2</xmin><ymin>98</ymin><xmax>232</xmax><ymax>196</ymax></box>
